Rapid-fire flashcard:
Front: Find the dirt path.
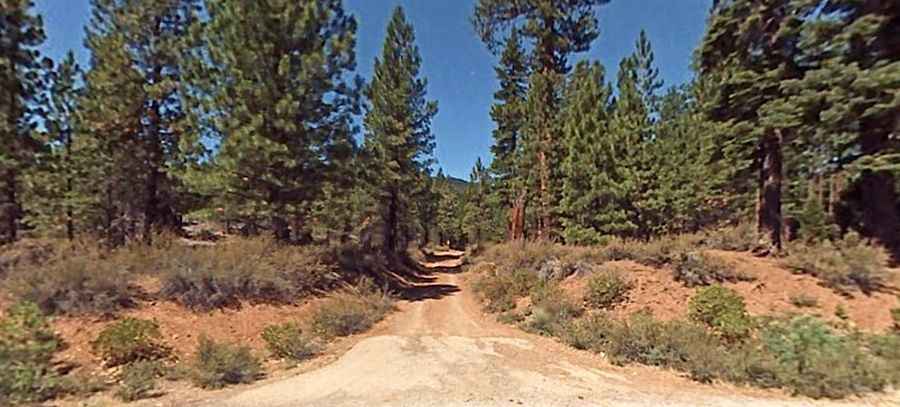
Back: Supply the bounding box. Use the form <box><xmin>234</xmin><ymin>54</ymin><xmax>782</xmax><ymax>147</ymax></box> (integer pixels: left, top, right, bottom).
<box><xmin>195</xmin><ymin>253</ymin><xmax>894</xmax><ymax>407</ymax></box>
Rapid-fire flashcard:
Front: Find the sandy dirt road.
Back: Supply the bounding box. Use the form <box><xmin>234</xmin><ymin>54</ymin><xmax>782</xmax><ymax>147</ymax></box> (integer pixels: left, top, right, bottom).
<box><xmin>196</xmin><ymin>252</ymin><xmax>894</xmax><ymax>407</ymax></box>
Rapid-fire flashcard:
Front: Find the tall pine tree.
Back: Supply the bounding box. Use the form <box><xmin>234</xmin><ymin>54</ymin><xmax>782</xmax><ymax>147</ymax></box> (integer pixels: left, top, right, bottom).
<box><xmin>363</xmin><ymin>6</ymin><xmax>437</xmax><ymax>254</ymax></box>
<box><xmin>0</xmin><ymin>0</ymin><xmax>46</xmax><ymax>243</ymax></box>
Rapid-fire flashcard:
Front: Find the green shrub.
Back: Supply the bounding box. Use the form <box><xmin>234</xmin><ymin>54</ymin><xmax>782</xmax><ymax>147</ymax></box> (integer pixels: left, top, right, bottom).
<box><xmin>526</xmin><ymin>281</ymin><xmax>582</xmax><ymax>335</ymax></box>
<box><xmin>91</xmin><ymin>318</ymin><xmax>171</xmax><ymax>367</ymax></box>
<box><xmin>115</xmin><ymin>361</ymin><xmax>160</xmax><ymax>402</ymax></box>
<box><xmin>789</xmin><ymin>294</ymin><xmax>818</xmax><ymax>308</ymax></box>
<box><xmin>784</xmin><ymin>233</ymin><xmax>889</xmax><ymax>293</ymax></box>
<box><xmin>0</xmin><ymin>302</ymin><xmax>63</xmax><ymax>403</ymax></box>
<box><xmin>557</xmin><ymin>313</ymin><xmax>614</xmax><ymax>351</ymax></box>
<box><xmin>191</xmin><ymin>336</ymin><xmax>262</xmax><ymax>389</ymax></box>
<box><xmin>261</xmin><ymin>322</ymin><xmax>321</xmax><ymax>362</ymax></box>
<box><xmin>688</xmin><ymin>285</ymin><xmax>753</xmax><ymax>342</ymax></box>
<box><xmin>673</xmin><ymin>252</ymin><xmax>750</xmax><ymax>287</ymax></box>
<box><xmin>835</xmin><ymin>304</ymin><xmax>849</xmax><ymax>320</ymax></box>
<box><xmin>891</xmin><ymin>308</ymin><xmax>900</xmax><ymax>331</ymax></box>
<box><xmin>760</xmin><ymin>316</ymin><xmax>891</xmax><ymax>398</ymax></box>
<box><xmin>584</xmin><ymin>268</ymin><xmax>632</xmax><ymax>309</ymax></box>
<box><xmin>308</xmin><ymin>281</ymin><xmax>393</xmax><ymax>339</ymax></box>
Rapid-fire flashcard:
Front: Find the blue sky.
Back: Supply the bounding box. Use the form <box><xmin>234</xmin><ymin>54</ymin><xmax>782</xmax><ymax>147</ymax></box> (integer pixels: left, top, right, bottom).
<box><xmin>35</xmin><ymin>0</ymin><xmax>711</xmax><ymax>179</ymax></box>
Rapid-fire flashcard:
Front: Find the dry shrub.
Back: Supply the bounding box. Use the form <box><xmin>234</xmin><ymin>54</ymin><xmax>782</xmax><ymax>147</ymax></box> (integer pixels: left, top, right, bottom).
<box><xmin>584</xmin><ymin>266</ymin><xmax>632</xmax><ymax>309</ymax></box>
<box><xmin>159</xmin><ymin>238</ymin><xmax>341</xmax><ymax>311</ymax></box>
<box><xmin>308</xmin><ymin>279</ymin><xmax>394</xmax><ymax>340</ymax></box>
<box><xmin>91</xmin><ymin>318</ymin><xmax>171</xmax><ymax>367</ymax></box>
<box><xmin>702</xmin><ymin>223</ymin><xmax>760</xmax><ymax>251</ymax></box>
<box><xmin>526</xmin><ymin>281</ymin><xmax>582</xmax><ymax>335</ymax></box>
<box><xmin>784</xmin><ymin>232</ymin><xmax>890</xmax><ymax>293</ymax></box>
<box><xmin>190</xmin><ymin>336</ymin><xmax>262</xmax><ymax>389</ymax></box>
<box><xmin>672</xmin><ymin>251</ymin><xmax>752</xmax><ymax>287</ymax></box>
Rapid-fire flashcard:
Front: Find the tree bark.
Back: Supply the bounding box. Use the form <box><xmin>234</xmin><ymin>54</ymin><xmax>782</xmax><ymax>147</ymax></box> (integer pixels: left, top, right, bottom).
<box><xmin>756</xmin><ymin>130</ymin><xmax>783</xmax><ymax>254</ymax></box>
<box><xmin>384</xmin><ymin>190</ymin><xmax>398</xmax><ymax>254</ymax></box>
<box><xmin>2</xmin><ymin>169</ymin><xmax>18</xmax><ymax>244</ymax></box>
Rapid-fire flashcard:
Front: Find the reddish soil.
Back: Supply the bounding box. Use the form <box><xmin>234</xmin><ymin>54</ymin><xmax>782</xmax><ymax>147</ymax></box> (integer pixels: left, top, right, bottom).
<box><xmin>559</xmin><ymin>251</ymin><xmax>899</xmax><ymax>331</ymax></box>
<box><xmin>52</xmin><ymin>288</ymin><xmax>319</xmax><ymax>371</ymax></box>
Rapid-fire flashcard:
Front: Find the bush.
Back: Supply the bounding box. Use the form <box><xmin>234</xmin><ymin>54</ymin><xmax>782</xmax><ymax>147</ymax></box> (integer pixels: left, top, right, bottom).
<box><xmin>672</xmin><ymin>252</ymin><xmax>750</xmax><ymax>287</ymax></box>
<box><xmin>557</xmin><ymin>313</ymin><xmax>615</xmax><ymax>351</ymax></box>
<box><xmin>526</xmin><ymin>281</ymin><xmax>582</xmax><ymax>335</ymax></box>
<box><xmin>688</xmin><ymin>285</ymin><xmax>753</xmax><ymax>342</ymax></box>
<box><xmin>703</xmin><ymin>223</ymin><xmax>759</xmax><ymax>251</ymax></box>
<box><xmin>261</xmin><ymin>322</ymin><xmax>321</xmax><ymax>362</ymax></box>
<box><xmin>308</xmin><ymin>281</ymin><xmax>393</xmax><ymax>339</ymax></box>
<box><xmin>91</xmin><ymin>318</ymin><xmax>171</xmax><ymax>367</ymax></box>
<box><xmin>4</xmin><ymin>253</ymin><xmax>136</xmax><ymax>315</ymax></box>
<box><xmin>115</xmin><ymin>361</ymin><xmax>160</xmax><ymax>402</ymax></box>
<box><xmin>760</xmin><ymin>316</ymin><xmax>890</xmax><ymax>398</ymax></box>
<box><xmin>0</xmin><ymin>302</ymin><xmax>63</xmax><ymax>403</ymax></box>
<box><xmin>890</xmin><ymin>308</ymin><xmax>900</xmax><ymax>331</ymax></box>
<box><xmin>784</xmin><ymin>233</ymin><xmax>890</xmax><ymax>293</ymax></box>
<box><xmin>789</xmin><ymin>294</ymin><xmax>818</xmax><ymax>308</ymax></box>
<box><xmin>584</xmin><ymin>268</ymin><xmax>632</xmax><ymax>309</ymax></box>
<box><xmin>159</xmin><ymin>239</ymin><xmax>339</xmax><ymax>311</ymax></box>
<box><xmin>471</xmin><ymin>264</ymin><xmax>539</xmax><ymax>313</ymax></box>
<box><xmin>191</xmin><ymin>336</ymin><xmax>262</xmax><ymax>389</ymax></box>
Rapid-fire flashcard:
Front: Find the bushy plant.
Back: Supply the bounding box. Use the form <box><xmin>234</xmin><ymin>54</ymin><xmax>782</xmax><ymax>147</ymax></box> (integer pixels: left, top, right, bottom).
<box><xmin>91</xmin><ymin>318</ymin><xmax>171</xmax><ymax>367</ymax></box>
<box><xmin>557</xmin><ymin>313</ymin><xmax>614</xmax><ymax>351</ymax></box>
<box><xmin>890</xmin><ymin>308</ymin><xmax>900</xmax><ymax>331</ymax></box>
<box><xmin>0</xmin><ymin>302</ymin><xmax>63</xmax><ymax>403</ymax></box>
<box><xmin>784</xmin><ymin>233</ymin><xmax>889</xmax><ymax>293</ymax></box>
<box><xmin>261</xmin><ymin>322</ymin><xmax>321</xmax><ymax>362</ymax></box>
<box><xmin>471</xmin><ymin>264</ymin><xmax>539</xmax><ymax>313</ymax></box>
<box><xmin>789</xmin><ymin>294</ymin><xmax>818</xmax><ymax>308</ymax></box>
<box><xmin>5</xmin><ymin>254</ymin><xmax>136</xmax><ymax>315</ymax></box>
<box><xmin>688</xmin><ymin>285</ymin><xmax>753</xmax><ymax>342</ymax></box>
<box><xmin>160</xmin><ymin>239</ymin><xmax>338</xmax><ymax>311</ymax></box>
<box><xmin>703</xmin><ymin>223</ymin><xmax>759</xmax><ymax>251</ymax></box>
<box><xmin>191</xmin><ymin>336</ymin><xmax>262</xmax><ymax>389</ymax></box>
<box><xmin>761</xmin><ymin>316</ymin><xmax>890</xmax><ymax>398</ymax></box>
<box><xmin>308</xmin><ymin>281</ymin><xmax>393</xmax><ymax>339</ymax></box>
<box><xmin>673</xmin><ymin>252</ymin><xmax>749</xmax><ymax>287</ymax></box>
<box><xmin>584</xmin><ymin>268</ymin><xmax>632</xmax><ymax>309</ymax></box>
<box><xmin>115</xmin><ymin>361</ymin><xmax>160</xmax><ymax>402</ymax></box>
<box><xmin>527</xmin><ymin>281</ymin><xmax>582</xmax><ymax>335</ymax></box>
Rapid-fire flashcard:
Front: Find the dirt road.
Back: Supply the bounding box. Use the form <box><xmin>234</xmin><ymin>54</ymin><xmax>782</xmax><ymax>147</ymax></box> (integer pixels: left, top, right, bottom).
<box><xmin>197</xmin><ymin>252</ymin><xmax>891</xmax><ymax>407</ymax></box>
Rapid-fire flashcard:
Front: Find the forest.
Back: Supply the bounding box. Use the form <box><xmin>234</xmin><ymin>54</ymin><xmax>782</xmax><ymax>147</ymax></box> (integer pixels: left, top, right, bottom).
<box><xmin>1</xmin><ymin>0</ymin><xmax>899</xmax><ymax>405</ymax></box>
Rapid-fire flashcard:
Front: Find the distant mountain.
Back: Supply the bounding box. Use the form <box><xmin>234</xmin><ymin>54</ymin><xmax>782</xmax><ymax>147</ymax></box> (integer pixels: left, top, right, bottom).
<box><xmin>435</xmin><ymin>175</ymin><xmax>469</xmax><ymax>193</ymax></box>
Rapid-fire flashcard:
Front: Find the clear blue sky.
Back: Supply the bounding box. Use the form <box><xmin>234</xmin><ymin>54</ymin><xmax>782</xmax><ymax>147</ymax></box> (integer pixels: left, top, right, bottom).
<box><xmin>35</xmin><ymin>0</ymin><xmax>712</xmax><ymax>179</ymax></box>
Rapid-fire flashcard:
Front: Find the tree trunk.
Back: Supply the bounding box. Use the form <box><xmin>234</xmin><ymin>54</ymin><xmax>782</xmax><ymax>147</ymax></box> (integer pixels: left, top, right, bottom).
<box><xmin>384</xmin><ymin>190</ymin><xmax>398</xmax><ymax>254</ymax></box>
<box><xmin>756</xmin><ymin>130</ymin><xmax>783</xmax><ymax>254</ymax></box>
<box><xmin>2</xmin><ymin>169</ymin><xmax>18</xmax><ymax>243</ymax></box>
<box><xmin>509</xmin><ymin>189</ymin><xmax>526</xmax><ymax>240</ymax></box>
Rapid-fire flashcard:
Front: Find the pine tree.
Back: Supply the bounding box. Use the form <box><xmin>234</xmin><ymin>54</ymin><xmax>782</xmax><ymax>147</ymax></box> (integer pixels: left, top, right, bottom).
<box><xmin>0</xmin><ymin>0</ymin><xmax>46</xmax><ymax>243</ymax></box>
<box><xmin>186</xmin><ymin>0</ymin><xmax>360</xmax><ymax>241</ymax></box>
<box><xmin>79</xmin><ymin>0</ymin><xmax>199</xmax><ymax>245</ymax></box>
<box><xmin>364</xmin><ymin>6</ymin><xmax>438</xmax><ymax>254</ymax></box>
<box><xmin>23</xmin><ymin>52</ymin><xmax>82</xmax><ymax>239</ymax></box>
<box><xmin>462</xmin><ymin>157</ymin><xmax>495</xmax><ymax>245</ymax></box>
<box><xmin>699</xmin><ymin>0</ymin><xmax>809</xmax><ymax>253</ymax></box>
<box><xmin>473</xmin><ymin>0</ymin><xmax>612</xmax><ymax>239</ymax></box>
<box><xmin>632</xmin><ymin>30</ymin><xmax>663</xmax><ymax>116</ymax></box>
<box><xmin>488</xmin><ymin>31</ymin><xmax>528</xmax><ymax>240</ymax></box>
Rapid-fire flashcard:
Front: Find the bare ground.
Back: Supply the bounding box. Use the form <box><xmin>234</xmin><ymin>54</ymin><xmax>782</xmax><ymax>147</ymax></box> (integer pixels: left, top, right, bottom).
<box><xmin>172</xmin><ymin>252</ymin><xmax>898</xmax><ymax>407</ymax></box>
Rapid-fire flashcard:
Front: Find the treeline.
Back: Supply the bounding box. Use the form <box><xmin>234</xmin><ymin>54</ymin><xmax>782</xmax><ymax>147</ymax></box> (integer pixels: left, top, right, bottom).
<box><xmin>1</xmin><ymin>1</ymin><xmax>440</xmax><ymax>254</ymax></box>
<box><xmin>464</xmin><ymin>0</ymin><xmax>899</xmax><ymax>253</ymax></box>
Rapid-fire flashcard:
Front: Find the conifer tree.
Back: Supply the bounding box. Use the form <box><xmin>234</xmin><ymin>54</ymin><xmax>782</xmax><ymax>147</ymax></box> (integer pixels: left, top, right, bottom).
<box><xmin>462</xmin><ymin>158</ymin><xmax>495</xmax><ymax>244</ymax></box>
<box><xmin>23</xmin><ymin>52</ymin><xmax>82</xmax><ymax>239</ymax></box>
<box><xmin>364</xmin><ymin>6</ymin><xmax>437</xmax><ymax>254</ymax></box>
<box><xmin>79</xmin><ymin>0</ymin><xmax>199</xmax><ymax>245</ymax></box>
<box><xmin>487</xmin><ymin>32</ymin><xmax>528</xmax><ymax>239</ymax></box>
<box><xmin>0</xmin><ymin>0</ymin><xmax>46</xmax><ymax>243</ymax></box>
<box><xmin>473</xmin><ymin>0</ymin><xmax>611</xmax><ymax>239</ymax></box>
<box><xmin>699</xmin><ymin>0</ymin><xmax>809</xmax><ymax>253</ymax></box>
<box><xmin>186</xmin><ymin>0</ymin><xmax>360</xmax><ymax>241</ymax></box>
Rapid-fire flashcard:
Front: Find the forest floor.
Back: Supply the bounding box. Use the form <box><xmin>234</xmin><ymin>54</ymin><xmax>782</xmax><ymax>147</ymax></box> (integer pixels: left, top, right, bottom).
<box><xmin>141</xmin><ymin>250</ymin><xmax>898</xmax><ymax>407</ymax></box>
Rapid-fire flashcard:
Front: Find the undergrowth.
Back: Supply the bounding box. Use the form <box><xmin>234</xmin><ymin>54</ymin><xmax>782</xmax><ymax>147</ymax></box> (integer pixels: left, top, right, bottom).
<box><xmin>190</xmin><ymin>336</ymin><xmax>262</xmax><ymax>389</ymax></box>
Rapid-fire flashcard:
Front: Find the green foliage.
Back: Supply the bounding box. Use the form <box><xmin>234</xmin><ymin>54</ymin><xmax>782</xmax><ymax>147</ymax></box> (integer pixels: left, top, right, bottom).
<box><xmin>891</xmin><ymin>308</ymin><xmax>900</xmax><ymax>331</ymax></box>
<box><xmin>835</xmin><ymin>304</ymin><xmax>849</xmax><ymax>321</ymax></box>
<box><xmin>0</xmin><ymin>302</ymin><xmax>62</xmax><ymax>403</ymax></box>
<box><xmin>796</xmin><ymin>188</ymin><xmax>835</xmax><ymax>243</ymax></box>
<box><xmin>115</xmin><ymin>361</ymin><xmax>160</xmax><ymax>402</ymax></box>
<box><xmin>702</xmin><ymin>223</ymin><xmax>759</xmax><ymax>252</ymax></box>
<box><xmin>688</xmin><ymin>285</ymin><xmax>753</xmax><ymax>342</ymax></box>
<box><xmin>363</xmin><ymin>6</ymin><xmax>438</xmax><ymax>253</ymax></box>
<box><xmin>760</xmin><ymin>316</ymin><xmax>889</xmax><ymax>398</ymax></box>
<box><xmin>190</xmin><ymin>336</ymin><xmax>262</xmax><ymax>389</ymax></box>
<box><xmin>526</xmin><ymin>281</ymin><xmax>582</xmax><ymax>335</ymax></box>
<box><xmin>261</xmin><ymin>323</ymin><xmax>321</xmax><ymax>362</ymax></box>
<box><xmin>584</xmin><ymin>268</ymin><xmax>632</xmax><ymax>309</ymax></box>
<box><xmin>308</xmin><ymin>282</ymin><xmax>394</xmax><ymax>340</ymax></box>
<box><xmin>90</xmin><ymin>318</ymin><xmax>170</xmax><ymax>367</ymax></box>
<box><xmin>784</xmin><ymin>233</ymin><xmax>890</xmax><ymax>293</ymax></box>
<box><xmin>471</xmin><ymin>263</ymin><xmax>539</xmax><ymax>313</ymax></box>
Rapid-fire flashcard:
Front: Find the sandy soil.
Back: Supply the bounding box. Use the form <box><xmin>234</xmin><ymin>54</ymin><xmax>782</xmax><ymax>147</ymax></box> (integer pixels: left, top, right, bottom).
<box><xmin>177</xmin><ymin>253</ymin><xmax>898</xmax><ymax>407</ymax></box>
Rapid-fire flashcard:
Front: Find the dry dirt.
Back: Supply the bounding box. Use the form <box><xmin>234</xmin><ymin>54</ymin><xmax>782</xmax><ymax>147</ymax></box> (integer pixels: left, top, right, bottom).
<box><xmin>149</xmin><ymin>251</ymin><xmax>897</xmax><ymax>407</ymax></box>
